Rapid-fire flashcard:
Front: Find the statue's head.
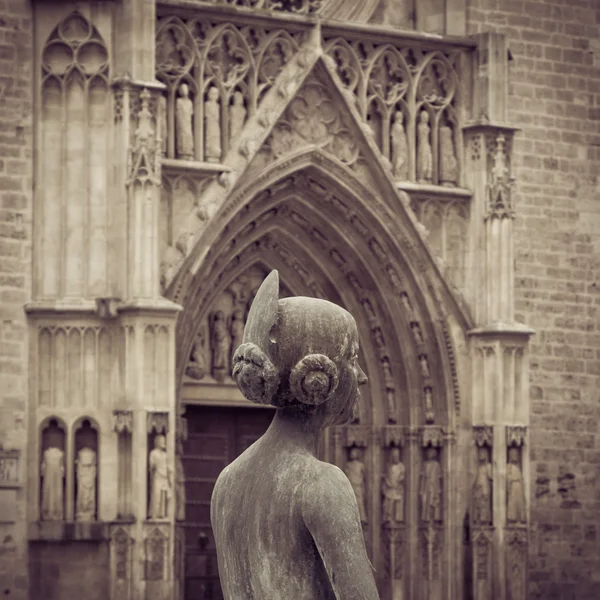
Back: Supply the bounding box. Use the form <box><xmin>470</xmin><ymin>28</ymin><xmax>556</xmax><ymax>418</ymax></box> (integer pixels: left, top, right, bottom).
<box><xmin>508</xmin><ymin>447</ymin><xmax>519</xmax><ymax>464</ymax></box>
<box><xmin>179</xmin><ymin>83</ymin><xmax>189</xmax><ymax>97</ymax></box>
<box><xmin>390</xmin><ymin>447</ymin><xmax>401</xmax><ymax>463</ymax></box>
<box><xmin>426</xmin><ymin>446</ymin><xmax>438</xmax><ymax>461</ymax></box>
<box><xmin>155</xmin><ymin>434</ymin><xmax>166</xmax><ymax>450</ymax></box>
<box><xmin>478</xmin><ymin>446</ymin><xmax>489</xmax><ymax>463</ymax></box>
<box><xmin>232</xmin><ymin>270</ymin><xmax>367</xmax><ymax>427</ymax></box>
<box><xmin>208</xmin><ymin>86</ymin><xmax>219</xmax><ymax>101</ymax></box>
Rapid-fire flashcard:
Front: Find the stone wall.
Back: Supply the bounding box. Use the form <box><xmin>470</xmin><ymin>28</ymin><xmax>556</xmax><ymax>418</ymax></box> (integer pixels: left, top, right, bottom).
<box><xmin>0</xmin><ymin>0</ymin><xmax>33</xmax><ymax>598</ymax></box>
<box><xmin>468</xmin><ymin>0</ymin><xmax>600</xmax><ymax>597</ymax></box>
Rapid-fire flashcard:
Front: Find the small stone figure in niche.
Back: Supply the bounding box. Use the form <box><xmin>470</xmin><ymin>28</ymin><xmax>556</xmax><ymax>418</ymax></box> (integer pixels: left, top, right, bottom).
<box><xmin>211</xmin><ymin>311</ymin><xmax>231</xmax><ymax>383</ymax></box>
<box><xmin>211</xmin><ymin>270</ymin><xmax>379</xmax><ymax>600</ymax></box>
<box><xmin>382</xmin><ymin>447</ymin><xmax>405</xmax><ymax>524</ymax></box>
<box><xmin>419</xmin><ymin>354</ymin><xmax>431</xmax><ymax>378</ymax></box>
<box><xmin>75</xmin><ymin>447</ymin><xmax>97</xmax><ymax>522</ymax></box>
<box><xmin>158</xmin><ymin>94</ymin><xmax>168</xmax><ymax>155</ymax></box>
<box><xmin>204</xmin><ymin>86</ymin><xmax>222</xmax><ymax>163</ymax></box>
<box><xmin>41</xmin><ymin>445</ymin><xmax>65</xmax><ymax>521</ymax></box>
<box><xmin>391</xmin><ymin>110</ymin><xmax>408</xmax><ymax>180</ymax></box>
<box><xmin>417</xmin><ymin>110</ymin><xmax>433</xmax><ymax>184</ymax></box>
<box><xmin>229</xmin><ymin>309</ymin><xmax>245</xmax><ymax>370</ymax></box>
<box><xmin>472</xmin><ymin>446</ymin><xmax>493</xmax><ymax>525</ymax></box>
<box><xmin>186</xmin><ymin>332</ymin><xmax>206</xmax><ymax>381</ymax></box>
<box><xmin>381</xmin><ymin>356</ymin><xmax>397</xmax><ymax>423</ymax></box>
<box><xmin>424</xmin><ymin>387</ymin><xmax>435</xmax><ymax>423</ymax></box>
<box><xmin>411</xmin><ymin>321</ymin><xmax>425</xmax><ymax>345</ymax></box>
<box><xmin>345</xmin><ymin>446</ymin><xmax>368</xmax><ymax>525</ymax></box>
<box><xmin>148</xmin><ymin>434</ymin><xmax>172</xmax><ymax>520</ymax></box>
<box><xmin>176</xmin><ymin>83</ymin><xmax>194</xmax><ymax>160</ymax></box>
<box><xmin>419</xmin><ymin>446</ymin><xmax>442</xmax><ymax>523</ymax></box>
<box><xmin>439</xmin><ymin>122</ymin><xmax>458</xmax><ymax>186</ymax></box>
<box><xmin>506</xmin><ymin>447</ymin><xmax>526</xmax><ymax>524</ymax></box>
<box><xmin>229</xmin><ymin>90</ymin><xmax>247</xmax><ymax>144</ymax></box>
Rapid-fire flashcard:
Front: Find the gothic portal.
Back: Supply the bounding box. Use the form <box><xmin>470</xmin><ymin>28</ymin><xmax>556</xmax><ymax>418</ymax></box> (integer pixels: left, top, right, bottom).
<box><xmin>23</xmin><ymin>3</ymin><xmax>533</xmax><ymax>600</ymax></box>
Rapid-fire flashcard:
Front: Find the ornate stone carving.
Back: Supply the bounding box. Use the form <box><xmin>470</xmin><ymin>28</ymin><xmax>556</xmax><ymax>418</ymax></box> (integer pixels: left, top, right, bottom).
<box><xmin>424</xmin><ymin>387</ymin><xmax>435</xmax><ymax>424</ymax></box>
<box><xmin>148</xmin><ymin>434</ymin><xmax>172</xmax><ymax>520</ymax></box>
<box><xmin>204</xmin><ymin>86</ymin><xmax>221</xmax><ymax>162</ymax></box>
<box><xmin>439</xmin><ymin>121</ymin><xmax>458</xmax><ymax>186</ymax></box>
<box><xmin>473</xmin><ymin>425</ymin><xmax>493</xmax><ymax>447</ymax></box>
<box><xmin>211</xmin><ymin>310</ymin><xmax>231</xmax><ymax>382</ymax></box>
<box><xmin>419</xmin><ymin>446</ymin><xmax>442</xmax><ymax>524</ymax></box>
<box><xmin>506</xmin><ymin>426</ymin><xmax>526</xmax><ymax>447</ymax></box>
<box><xmin>486</xmin><ymin>133</ymin><xmax>514</xmax><ymax>220</ymax></box>
<box><xmin>144</xmin><ymin>527</ymin><xmax>167</xmax><ymax>581</ymax></box>
<box><xmin>382</xmin><ymin>446</ymin><xmax>405</xmax><ymax>524</ymax></box>
<box><xmin>113</xmin><ymin>410</ymin><xmax>133</xmax><ymax>434</ymax></box>
<box><xmin>381</xmin><ymin>356</ymin><xmax>398</xmax><ymax>424</ymax></box>
<box><xmin>417</xmin><ymin>110</ymin><xmax>433</xmax><ymax>183</ymax></box>
<box><xmin>0</xmin><ymin>450</ymin><xmax>19</xmax><ymax>486</ymax></box>
<box><xmin>111</xmin><ymin>527</ymin><xmax>132</xmax><ymax>581</ymax></box>
<box><xmin>391</xmin><ymin>110</ymin><xmax>408</xmax><ymax>180</ymax></box>
<box><xmin>472</xmin><ymin>446</ymin><xmax>492</xmax><ymax>526</ymax></box>
<box><xmin>75</xmin><ymin>447</ymin><xmax>97</xmax><ymax>522</ymax></box>
<box><xmin>128</xmin><ymin>87</ymin><xmax>161</xmax><ymax>185</ymax></box>
<box><xmin>147</xmin><ymin>412</ymin><xmax>169</xmax><ymax>435</ymax></box>
<box><xmin>41</xmin><ymin>446</ymin><xmax>65</xmax><ymax>521</ymax></box>
<box><xmin>345</xmin><ymin>446</ymin><xmax>368</xmax><ymax>525</ymax></box>
<box><xmin>229</xmin><ymin>90</ymin><xmax>247</xmax><ymax>143</ymax></box>
<box><xmin>176</xmin><ymin>83</ymin><xmax>194</xmax><ymax>160</ymax></box>
<box><xmin>505</xmin><ymin>528</ymin><xmax>527</xmax><ymax>600</ymax></box>
<box><xmin>506</xmin><ymin>447</ymin><xmax>526</xmax><ymax>524</ymax></box>
<box><xmin>186</xmin><ymin>331</ymin><xmax>207</xmax><ymax>380</ymax></box>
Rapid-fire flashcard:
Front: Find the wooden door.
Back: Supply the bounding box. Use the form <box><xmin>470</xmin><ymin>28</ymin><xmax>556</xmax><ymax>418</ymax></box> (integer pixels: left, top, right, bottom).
<box><xmin>182</xmin><ymin>405</ymin><xmax>275</xmax><ymax>600</ymax></box>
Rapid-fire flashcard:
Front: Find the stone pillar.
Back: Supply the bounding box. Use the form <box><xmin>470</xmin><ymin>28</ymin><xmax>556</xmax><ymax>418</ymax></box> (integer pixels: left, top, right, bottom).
<box><xmin>28</xmin><ymin>3</ymin><xmax>181</xmax><ymax>600</ymax></box>
<box><xmin>463</xmin><ymin>33</ymin><xmax>533</xmax><ymax>600</ymax></box>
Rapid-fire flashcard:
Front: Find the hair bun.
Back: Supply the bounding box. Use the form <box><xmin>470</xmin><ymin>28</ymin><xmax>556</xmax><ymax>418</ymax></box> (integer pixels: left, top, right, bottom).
<box><xmin>232</xmin><ymin>342</ymin><xmax>280</xmax><ymax>405</ymax></box>
<box><xmin>290</xmin><ymin>354</ymin><xmax>339</xmax><ymax>406</ymax></box>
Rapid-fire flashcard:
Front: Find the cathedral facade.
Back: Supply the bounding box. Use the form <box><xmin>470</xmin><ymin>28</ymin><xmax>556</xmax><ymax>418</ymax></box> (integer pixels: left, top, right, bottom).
<box><xmin>0</xmin><ymin>1</ymin><xmax>598</xmax><ymax>599</ymax></box>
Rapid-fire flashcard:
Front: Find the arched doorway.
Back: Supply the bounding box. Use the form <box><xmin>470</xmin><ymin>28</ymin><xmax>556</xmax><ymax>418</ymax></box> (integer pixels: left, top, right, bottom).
<box><xmin>168</xmin><ymin>148</ymin><xmax>472</xmax><ymax>599</ymax></box>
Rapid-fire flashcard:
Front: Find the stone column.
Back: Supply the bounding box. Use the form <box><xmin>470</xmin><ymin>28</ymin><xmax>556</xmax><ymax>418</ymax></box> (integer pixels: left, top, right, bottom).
<box><xmin>463</xmin><ymin>33</ymin><xmax>533</xmax><ymax>600</ymax></box>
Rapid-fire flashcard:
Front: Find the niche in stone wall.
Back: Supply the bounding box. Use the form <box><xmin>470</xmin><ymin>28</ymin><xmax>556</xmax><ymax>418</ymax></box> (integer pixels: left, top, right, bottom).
<box><xmin>184</xmin><ymin>265</ymin><xmax>292</xmax><ymax>385</ymax></box>
<box><xmin>147</xmin><ymin>413</ymin><xmax>170</xmax><ymax>521</ymax></box>
<box><xmin>39</xmin><ymin>11</ymin><xmax>110</xmax><ymax>298</ymax></box>
<box><xmin>74</xmin><ymin>418</ymin><xmax>99</xmax><ymax>522</ymax></box>
<box><xmin>40</xmin><ymin>417</ymin><xmax>67</xmax><ymax>521</ymax></box>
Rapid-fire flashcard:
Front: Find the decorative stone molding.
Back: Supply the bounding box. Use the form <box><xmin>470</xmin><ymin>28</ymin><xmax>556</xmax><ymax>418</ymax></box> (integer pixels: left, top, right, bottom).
<box><xmin>112</xmin><ymin>410</ymin><xmax>133</xmax><ymax>434</ymax></box>
<box><xmin>473</xmin><ymin>425</ymin><xmax>493</xmax><ymax>447</ymax></box>
<box><xmin>506</xmin><ymin>426</ymin><xmax>526</xmax><ymax>448</ymax></box>
<box><xmin>147</xmin><ymin>412</ymin><xmax>169</xmax><ymax>435</ymax></box>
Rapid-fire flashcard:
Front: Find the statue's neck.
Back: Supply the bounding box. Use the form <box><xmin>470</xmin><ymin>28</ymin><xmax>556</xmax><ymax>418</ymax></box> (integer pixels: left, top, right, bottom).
<box><xmin>266</xmin><ymin>407</ymin><xmax>324</xmax><ymax>456</ymax></box>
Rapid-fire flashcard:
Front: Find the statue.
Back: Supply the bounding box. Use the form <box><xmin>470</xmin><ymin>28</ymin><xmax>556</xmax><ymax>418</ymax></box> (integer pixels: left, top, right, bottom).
<box><xmin>419</xmin><ymin>446</ymin><xmax>442</xmax><ymax>523</ymax></box>
<box><xmin>439</xmin><ymin>123</ymin><xmax>458</xmax><ymax>186</ymax></box>
<box><xmin>211</xmin><ymin>270</ymin><xmax>379</xmax><ymax>600</ymax></box>
<box><xmin>158</xmin><ymin>94</ymin><xmax>168</xmax><ymax>155</ymax></box>
<box><xmin>211</xmin><ymin>311</ymin><xmax>230</xmax><ymax>383</ymax></box>
<box><xmin>186</xmin><ymin>332</ymin><xmax>206</xmax><ymax>380</ymax></box>
<box><xmin>419</xmin><ymin>355</ymin><xmax>430</xmax><ymax>378</ymax></box>
<box><xmin>204</xmin><ymin>86</ymin><xmax>221</xmax><ymax>163</ymax></box>
<box><xmin>382</xmin><ymin>447</ymin><xmax>405</xmax><ymax>524</ymax></box>
<box><xmin>472</xmin><ymin>446</ymin><xmax>492</xmax><ymax>525</ymax></box>
<box><xmin>75</xmin><ymin>447</ymin><xmax>97</xmax><ymax>522</ymax></box>
<box><xmin>175</xmin><ymin>453</ymin><xmax>186</xmax><ymax>522</ymax></box>
<box><xmin>229</xmin><ymin>91</ymin><xmax>246</xmax><ymax>144</ymax></box>
<box><xmin>229</xmin><ymin>309</ymin><xmax>245</xmax><ymax>369</ymax></box>
<box><xmin>148</xmin><ymin>434</ymin><xmax>171</xmax><ymax>520</ymax></box>
<box><xmin>41</xmin><ymin>446</ymin><xmax>65</xmax><ymax>521</ymax></box>
<box><xmin>506</xmin><ymin>447</ymin><xmax>526</xmax><ymax>523</ymax></box>
<box><xmin>381</xmin><ymin>357</ymin><xmax>397</xmax><ymax>422</ymax></box>
<box><xmin>417</xmin><ymin>110</ymin><xmax>433</xmax><ymax>183</ymax></box>
<box><xmin>391</xmin><ymin>110</ymin><xmax>408</xmax><ymax>180</ymax></box>
<box><xmin>176</xmin><ymin>83</ymin><xmax>194</xmax><ymax>160</ymax></box>
<box><xmin>345</xmin><ymin>447</ymin><xmax>368</xmax><ymax>525</ymax></box>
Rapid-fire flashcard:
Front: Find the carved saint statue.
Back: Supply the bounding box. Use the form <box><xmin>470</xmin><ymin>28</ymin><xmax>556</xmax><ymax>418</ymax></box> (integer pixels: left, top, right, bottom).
<box><xmin>229</xmin><ymin>91</ymin><xmax>246</xmax><ymax>144</ymax></box>
<box><xmin>417</xmin><ymin>110</ymin><xmax>433</xmax><ymax>184</ymax></box>
<box><xmin>506</xmin><ymin>447</ymin><xmax>526</xmax><ymax>524</ymax></box>
<box><xmin>419</xmin><ymin>355</ymin><xmax>431</xmax><ymax>378</ymax></box>
<box><xmin>391</xmin><ymin>110</ymin><xmax>408</xmax><ymax>180</ymax></box>
<box><xmin>211</xmin><ymin>311</ymin><xmax>231</xmax><ymax>383</ymax></box>
<box><xmin>345</xmin><ymin>447</ymin><xmax>368</xmax><ymax>525</ymax></box>
<box><xmin>382</xmin><ymin>447</ymin><xmax>405</xmax><ymax>524</ymax></box>
<box><xmin>148</xmin><ymin>434</ymin><xmax>172</xmax><ymax>520</ymax></box>
<box><xmin>419</xmin><ymin>446</ymin><xmax>442</xmax><ymax>523</ymax></box>
<box><xmin>424</xmin><ymin>388</ymin><xmax>435</xmax><ymax>423</ymax></box>
<box><xmin>230</xmin><ymin>309</ymin><xmax>245</xmax><ymax>369</ymax></box>
<box><xmin>41</xmin><ymin>446</ymin><xmax>65</xmax><ymax>521</ymax></box>
<box><xmin>204</xmin><ymin>86</ymin><xmax>221</xmax><ymax>163</ymax></box>
<box><xmin>439</xmin><ymin>123</ymin><xmax>458</xmax><ymax>186</ymax></box>
<box><xmin>186</xmin><ymin>332</ymin><xmax>206</xmax><ymax>381</ymax></box>
<box><xmin>158</xmin><ymin>94</ymin><xmax>168</xmax><ymax>155</ymax></box>
<box><xmin>176</xmin><ymin>83</ymin><xmax>194</xmax><ymax>160</ymax></box>
<box><xmin>75</xmin><ymin>447</ymin><xmax>97</xmax><ymax>522</ymax></box>
<box><xmin>472</xmin><ymin>446</ymin><xmax>493</xmax><ymax>525</ymax></box>
<box><xmin>381</xmin><ymin>357</ymin><xmax>397</xmax><ymax>422</ymax></box>
<box><xmin>175</xmin><ymin>453</ymin><xmax>186</xmax><ymax>522</ymax></box>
